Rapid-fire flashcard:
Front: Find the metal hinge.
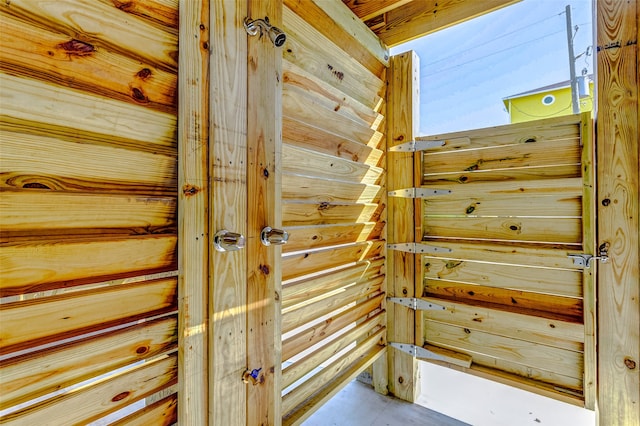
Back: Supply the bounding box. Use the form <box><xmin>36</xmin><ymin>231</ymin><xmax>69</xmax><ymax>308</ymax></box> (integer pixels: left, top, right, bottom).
<box><xmin>387</xmin><ymin>242</ymin><xmax>452</xmax><ymax>254</ymax></box>
<box><xmin>390</xmin><ymin>342</ymin><xmax>473</xmax><ymax>368</ymax></box>
<box><xmin>388</xmin><ymin>140</ymin><xmax>445</xmax><ymax>152</ymax></box>
<box><xmin>388</xmin><ymin>187</ymin><xmax>451</xmax><ymax>198</ymax></box>
<box><xmin>388</xmin><ymin>297</ymin><xmax>446</xmax><ymax>311</ymax></box>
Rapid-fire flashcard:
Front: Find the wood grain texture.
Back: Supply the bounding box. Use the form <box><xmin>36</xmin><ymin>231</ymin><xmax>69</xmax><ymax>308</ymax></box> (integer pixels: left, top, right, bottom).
<box><xmin>283</xmin><ymin>174</ymin><xmax>382</xmax><ymax>204</ymax></box>
<box><xmin>283</xmin><ymin>6</ymin><xmax>384</xmax><ymax>110</ymax></box>
<box><xmin>283</xmin><ymin>202</ymin><xmax>381</xmax><ymax>227</ymax></box>
<box><xmin>98</xmin><ymin>0</ymin><xmax>179</xmax><ymax>30</ymax></box>
<box><xmin>596</xmin><ymin>0</ymin><xmax>640</xmax><ymax>423</ymax></box>
<box><xmin>0</xmin><ymin>354</ymin><xmax>177</xmax><ymax>425</ymax></box>
<box><xmin>283</xmin><ymin>222</ymin><xmax>382</xmax><ymax>253</ymax></box>
<box><xmin>247</xmin><ymin>0</ymin><xmax>282</xmax><ymax>423</ymax></box>
<box><xmin>111</xmin><ymin>393</ymin><xmax>177</xmax><ymax>426</ymax></box>
<box><xmin>1</xmin><ymin>73</ymin><xmax>177</xmax><ymax>147</ymax></box>
<box><xmin>0</xmin><ymin>12</ymin><xmax>177</xmax><ymax>114</ymax></box>
<box><xmin>425</xmin><ymin>321</ymin><xmax>583</xmax><ymax>380</ymax></box>
<box><xmin>0</xmin><ymin>128</ymin><xmax>176</xmax><ymax>194</ymax></box>
<box><xmin>177</xmin><ymin>0</ymin><xmax>209</xmax><ymax>424</ymax></box>
<box><xmin>0</xmin><ymin>277</ymin><xmax>177</xmax><ymax>354</ymax></box>
<box><xmin>422</xmin><ymin>258</ymin><xmax>582</xmax><ymax>297</ymax></box>
<box><xmin>423</xmin><ymin>164</ymin><xmax>582</xmax><ymax>185</ymax></box>
<box><xmin>342</xmin><ymin>0</ymin><xmax>412</xmax><ymax>21</ymax></box>
<box><xmin>0</xmin><ymin>235</ymin><xmax>177</xmax><ymax>296</ymax></box>
<box><xmin>282</xmin><ymin>240</ymin><xmax>384</xmax><ymax>281</ymax></box>
<box><xmin>1</xmin><ymin>0</ymin><xmax>178</xmax><ymax>71</ymax></box>
<box><xmin>282</xmin><ymin>294</ymin><xmax>384</xmax><ymax>361</ymax></box>
<box><xmin>0</xmin><ymin>316</ymin><xmax>177</xmax><ymax>410</ymax></box>
<box><xmin>282</xmin><ymin>312</ymin><xmax>385</xmax><ymax>388</ymax></box>
<box><xmin>385</xmin><ymin>51</ymin><xmax>419</xmax><ymax>402</ymax></box>
<box><xmin>375</xmin><ymin>0</ymin><xmax>519</xmax><ymax>47</ymax></box>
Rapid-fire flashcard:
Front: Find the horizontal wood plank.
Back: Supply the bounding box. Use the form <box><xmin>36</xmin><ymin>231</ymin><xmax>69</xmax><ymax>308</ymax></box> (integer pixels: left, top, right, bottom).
<box><xmin>282</xmin><ymin>240</ymin><xmax>384</xmax><ymax>281</ymax></box>
<box><xmin>423</xmin><ymin>164</ymin><xmax>582</xmax><ymax>185</ymax></box>
<box><xmin>284</xmin><ymin>222</ymin><xmax>383</xmax><ymax>253</ymax></box>
<box><xmin>422</xmin><ymin>258</ymin><xmax>582</xmax><ymax>297</ymax></box>
<box><xmin>424</xmin><ymin>194</ymin><xmax>580</xmax><ymax>217</ymax></box>
<box><xmin>283</xmin><ymin>295</ymin><xmax>384</xmax><ymax>361</ymax></box>
<box><xmin>282</xmin><ymin>328</ymin><xmax>385</xmax><ymax>413</ymax></box>
<box><xmin>422</xmin><ymin>139</ymin><xmax>580</xmax><ymax>175</ymax></box>
<box><xmin>0</xmin><ymin>128</ymin><xmax>176</xmax><ymax>194</ymax></box>
<box><xmin>0</xmin><ymin>354</ymin><xmax>177</xmax><ymax>425</ymax></box>
<box><xmin>0</xmin><ymin>316</ymin><xmax>177</xmax><ymax>410</ymax></box>
<box><xmin>1</xmin><ymin>192</ymin><xmax>176</xmax><ymax>232</ymax></box>
<box><xmin>282</xmin><ymin>345</ymin><xmax>385</xmax><ymax>426</ymax></box>
<box><xmin>282</xmin><ymin>312</ymin><xmax>385</xmax><ymax>388</ymax></box>
<box><xmin>284</xmin><ymin>60</ymin><xmax>383</xmax><ymax>130</ymax></box>
<box><xmin>0</xmin><ymin>277</ymin><xmax>177</xmax><ymax>354</ymax></box>
<box><xmin>424</xmin><ymin>280</ymin><xmax>583</xmax><ymax>323</ymax></box>
<box><xmin>283</xmin><ymin>117</ymin><xmax>383</xmax><ymax>166</ymax></box>
<box><xmin>0</xmin><ymin>235</ymin><xmax>177</xmax><ymax>296</ymax></box>
<box><xmin>421</xmin><ymin>298</ymin><xmax>583</xmax><ymax>351</ymax></box>
<box><xmin>0</xmin><ymin>13</ymin><xmax>177</xmax><ymax>114</ymax></box>
<box><xmin>417</xmin><ymin>241</ymin><xmax>582</xmax><ymax>270</ymax></box>
<box><xmin>282</xmin><ymin>278</ymin><xmax>383</xmax><ymax>333</ymax></box>
<box><xmin>283</xmin><ymin>144</ymin><xmax>383</xmax><ymax>185</ymax></box>
<box><xmin>425</xmin><ymin>321</ymin><xmax>583</xmax><ymax>380</ymax></box>
<box><xmin>417</xmin><ymin>114</ymin><xmax>580</xmax><ymax>152</ymax></box>
<box><xmin>96</xmin><ymin>0</ymin><xmax>179</xmax><ymax>30</ymax></box>
<box><xmin>283</xmin><ymin>174</ymin><xmax>381</xmax><ymax>205</ymax></box>
<box><xmin>283</xmin><ymin>258</ymin><xmax>384</xmax><ymax>308</ymax></box>
<box><xmin>283</xmin><ymin>202</ymin><xmax>381</xmax><ymax>227</ymax></box>
<box><xmin>1</xmin><ymin>73</ymin><xmax>177</xmax><ymax>147</ymax></box>
<box><xmin>283</xmin><ymin>90</ymin><xmax>383</xmax><ymax>148</ymax></box>
<box><xmin>283</xmin><ymin>6</ymin><xmax>383</xmax><ymax>110</ymax></box>
<box><xmin>424</xmin><ymin>217</ymin><xmax>582</xmax><ymax>244</ymax></box>
<box><xmin>111</xmin><ymin>393</ymin><xmax>177</xmax><ymax>426</ymax></box>
<box><xmin>421</xmin><ymin>177</ymin><xmax>583</xmax><ymax>198</ymax></box>
<box><xmin>2</xmin><ymin>0</ymin><xmax>178</xmax><ymax>71</ymax></box>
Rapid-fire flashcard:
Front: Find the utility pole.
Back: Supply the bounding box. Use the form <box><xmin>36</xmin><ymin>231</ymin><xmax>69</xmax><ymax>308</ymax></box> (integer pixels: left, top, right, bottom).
<box><xmin>565</xmin><ymin>5</ymin><xmax>580</xmax><ymax>114</ymax></box>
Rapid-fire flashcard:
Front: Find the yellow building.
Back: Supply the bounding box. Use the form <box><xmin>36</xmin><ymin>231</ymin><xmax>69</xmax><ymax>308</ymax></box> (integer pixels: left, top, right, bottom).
<box><xmin>503</xmin><ymin>76</ymin><xmax>594</xmax><ymax>123</ymax></box>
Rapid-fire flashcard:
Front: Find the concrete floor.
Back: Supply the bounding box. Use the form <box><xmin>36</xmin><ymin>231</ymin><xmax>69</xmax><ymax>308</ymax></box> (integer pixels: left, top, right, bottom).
<box><xmin>302</xmin><ymin>380</ymin><xmax>469</xmax><ymax>426</ymax></box>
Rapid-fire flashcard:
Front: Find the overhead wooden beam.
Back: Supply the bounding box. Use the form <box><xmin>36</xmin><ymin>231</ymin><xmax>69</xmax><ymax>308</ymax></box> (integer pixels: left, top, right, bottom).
<box><xmin>177</xmin><ymin>0</ymin><xmax>209</xmax><ymax>424</ymax></box>
<box><xmin>374</xmin><ymin>0</ymin><xmax>520</xmax><ymax>47</ymax></box>
<box><xmin>595</xmin><ymin>0</ymin><xmax>639</xmax><ymax>424</ymax></box>
<box><xmin>342</xmin><ymin>0</ymin><xmax>412</xmax><ymax>22</ymax></box>
<box><xmin>246</xmin><ymin>0</ymin><xmax>283</xmax><ymax>424</ymax></box>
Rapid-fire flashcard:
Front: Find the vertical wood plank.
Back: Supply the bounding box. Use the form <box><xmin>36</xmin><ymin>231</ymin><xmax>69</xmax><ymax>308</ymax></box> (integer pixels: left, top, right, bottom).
<box><xmin>209</xmin><ymin>1</ymin><xmax>248</xmax><ymax>425</ymax></box>
<box><xmin>385</xmin><ymin>51</ymin><xmax>420</xmax><ymax>402</ymax></box>
<box><xmin>580</xmin><ymin>112</ymin><xmax>597</xmax><ymax>409</ymax></box>
<box><xmin>596</xmin><ymin>0</ymin><xmax>640</xmax><ymax>424</ymax></box>
<box><xmin>178</xmin><ymin>0</ymin><xmax>209</xmax><ymax>424</ymax></box>
<box><xmin>247</xmin><ymin>0</ymin><xmax>283</xmax><ymax>424</ymax></box>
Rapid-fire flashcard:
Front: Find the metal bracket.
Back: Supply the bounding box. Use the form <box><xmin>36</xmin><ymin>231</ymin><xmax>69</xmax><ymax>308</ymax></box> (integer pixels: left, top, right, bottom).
<box><xmin>387</xmin><ymin>242</ymin><xmax>452</xmax><ymax>254</ymax></box>
<box><xmin>388</xmin><ymin>297</ymin><xmax>445</xmax><ymax>311</ymax></box>
<box><xmin>389</xmin><ymin>140</ymin><xmax>445</xmax><ymax>152</ymax></box>
<box><xmin>568</xmin><ymin>253</ymin><xmax>609</xmax><ymax>268</ymax></box>
<box><xmin>390</xmin><ymin>343</ymin><xmax>448</xmax><ymax>361</ymax></box>
<box><xmin>388</xmin><ymin>187</ymin><xmax>452</xmax><ymax>198</ymax></box>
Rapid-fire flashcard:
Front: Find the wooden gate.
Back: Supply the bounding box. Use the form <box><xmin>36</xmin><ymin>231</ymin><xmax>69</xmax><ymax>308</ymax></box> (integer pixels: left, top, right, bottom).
<box><xmin>410</xmin><ymin>114</ymin><xmax>596</xmax><ymax>408</ymax></box>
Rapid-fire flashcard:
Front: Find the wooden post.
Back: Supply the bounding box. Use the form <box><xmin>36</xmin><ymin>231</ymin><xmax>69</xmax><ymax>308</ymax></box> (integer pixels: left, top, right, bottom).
<box><xmin>178</xmin><ymin>0</ymin><xmax>209</xmax><ymax>424</ymax></box>
<box><xmin>596</xmin><ymin>0</ymin><xmax>639</xmax><ymax>424</ymax></box>
<box><xmin>385</xmin><ymin>51</ymin><xmax>420</xmax><ymax>402</ymax></box>
<box><xmin>246</xmin><ymin>0</ymin><xmax>283</xmax><ymax>424</ymax></box>
<box><xmin>209</xmin><ymin>1</ymin><xmax>249</xmax><ymax>425</ymax></box>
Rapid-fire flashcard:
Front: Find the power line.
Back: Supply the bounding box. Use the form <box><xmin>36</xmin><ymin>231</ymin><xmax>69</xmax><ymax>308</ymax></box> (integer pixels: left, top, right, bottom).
<box><xmin>422</xmin><ymin>12</ymin><xmax>564</xmax><ymax>68</ymax></box>
<box><xmin>421</xmin><ymin>22</ymin><xmax>591</xmax><ymax>78</ymax></box>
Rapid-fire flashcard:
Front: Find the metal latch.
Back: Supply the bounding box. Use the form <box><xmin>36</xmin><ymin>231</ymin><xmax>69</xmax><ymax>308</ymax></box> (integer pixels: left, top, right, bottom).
<box><xmin>568</xmin><ymin>244</ymin><xmax>609</xmax><ymax>268</ymax></box>
<box><xmin>388</xmin><ymin>187</ymin><xmax>451</xmax><ymax>198</ymax></box>
<box><xmin>388</xmin><ymin>297</ymin><xmax>445</xmax><ymax>311</ymax></box>
<box><xmin>387</xmin><ymin>242</ymin><xmax>452</xmax><ymax>254</ymax></box>
<box><xmin>389</xmin><ymin>140</ymin><xmax>445</xmax><ymax>152</ymax></box>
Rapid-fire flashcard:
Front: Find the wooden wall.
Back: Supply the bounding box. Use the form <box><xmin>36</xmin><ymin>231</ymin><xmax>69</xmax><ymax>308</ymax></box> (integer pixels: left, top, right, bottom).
<box><xmin>279</xmin><ymin>2</ymin><xmax>389</xmax><ymax>424</ymax></box>
<box><xmin>0</xmin><ymin>1</ymin><xmax>179</xmax><ymax>423</ymax></box>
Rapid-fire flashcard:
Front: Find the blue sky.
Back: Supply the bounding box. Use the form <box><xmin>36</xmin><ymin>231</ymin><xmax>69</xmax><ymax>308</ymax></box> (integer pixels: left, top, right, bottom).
<box><xmin>390</xmin><ymin>0</ymin><xmax>594</xmax><ymax>136</ymax></box>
